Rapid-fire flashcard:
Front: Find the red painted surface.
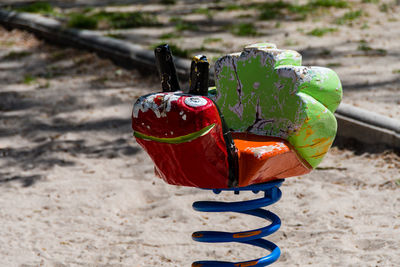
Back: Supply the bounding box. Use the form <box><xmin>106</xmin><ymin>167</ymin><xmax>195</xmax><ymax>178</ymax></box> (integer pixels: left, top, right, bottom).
<box><xmin>136</xmin><ymin>125</ymin><xmax>229</xmax><ymax>188</ymax></box>
<box><xmin>132</xmin><ymin>92</ymin><xmax>230</xmax><ymax>188</ymax></box>
<box><xmin>133</xmin><ymin>93</ymin><xmax>220</xmax><ymax>138</ymax></box>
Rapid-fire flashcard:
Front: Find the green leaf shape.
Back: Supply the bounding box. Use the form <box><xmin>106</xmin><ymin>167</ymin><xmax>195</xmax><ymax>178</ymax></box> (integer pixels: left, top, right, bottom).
<box><xmin>213</xmin><ymin>43</ymin><xmax>342</xmax><ymax>168</ymax></box>
<box><xmin>297</xmin><ymin>67</ymin><xmax>342</xmax><ymax>113</ymax></box>
<box><xmin>287</xmin><ymin>92</ymin><xmax>337</xmax><ymax>167</ymax></box>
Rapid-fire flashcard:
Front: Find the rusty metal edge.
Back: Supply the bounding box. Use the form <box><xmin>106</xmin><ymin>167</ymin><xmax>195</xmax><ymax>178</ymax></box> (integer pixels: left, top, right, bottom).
<box><xmin>1</xmin><ymin>9</ymin><xmax>399</xmax><ymax>150</ymax></box>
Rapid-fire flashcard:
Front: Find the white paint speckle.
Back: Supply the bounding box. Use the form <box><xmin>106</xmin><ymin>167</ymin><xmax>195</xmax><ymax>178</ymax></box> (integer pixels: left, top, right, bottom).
<box><xmin>132</xmin><ymin>92</ymin><xmax>181</xmax><ymax>118</ymax></box>
<box><xmin>245</xmin><ymin>143</ymin><xmax>287</xmax><ymax>159</ymax></box>
<box><xmin>184</xmin><ymin>96</ymin><xmax>208</xmax><ymax>107</ymax></box>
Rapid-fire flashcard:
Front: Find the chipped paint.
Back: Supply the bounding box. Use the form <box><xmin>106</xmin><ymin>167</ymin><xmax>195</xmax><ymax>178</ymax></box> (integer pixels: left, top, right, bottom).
<box><xmin>214</xmin><ymin>47</ymin><xmax>308</xmax><ymax>137</ymax></box>
<box><xmin>184</xmin><ymin>96</ymin><xmax>208</xmax><ymax>107</ymax></box>
<box><xmin>245</xmin><ymin>142</ymin><xmax>287</xmax><ymax>159</ymax></box>
<box><xmin>213</xmin><ymin>43</ymin><xmax>342</xmax><ymax>168</ymax></box>
<box><xmin>132</xmin><ymin>92</ymin><xmax>181</xmax><ymax>118</ymax></box>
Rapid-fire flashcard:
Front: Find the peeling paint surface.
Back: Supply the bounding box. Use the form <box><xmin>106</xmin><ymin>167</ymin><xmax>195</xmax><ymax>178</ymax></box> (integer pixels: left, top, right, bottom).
<box><xmin>245</xmin><ymin>142</ymin><xmax>287</xmax><ymax>159</ymax></box>
<box><xmin>132</xmin><ymin>92</ymin><xmax>182</xmax><ymax>119</ymax></box>
<box><xmin>213</xmin><ymin>43</ymin><xmax>342</xmax><ymax>168</ymax></box>
<box><xmin>233</xmin><ymin>133</ymin><xmax>311</xmax><ymax>187</ymax></box>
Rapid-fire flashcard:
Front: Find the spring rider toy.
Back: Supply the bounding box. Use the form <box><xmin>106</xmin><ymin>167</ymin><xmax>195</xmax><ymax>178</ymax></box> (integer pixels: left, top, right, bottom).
<box><xmin>132</xmin><ymin>43</ymin><xmax>342</xmax><ymax>266</ymax></box>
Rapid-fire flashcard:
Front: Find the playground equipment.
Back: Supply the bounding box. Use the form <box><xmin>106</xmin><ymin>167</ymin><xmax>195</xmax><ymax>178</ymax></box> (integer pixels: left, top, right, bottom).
<box><xmin>132</xmin><ymin>43</ymin><xmax>342</xmax><ymax>266</ymax></box>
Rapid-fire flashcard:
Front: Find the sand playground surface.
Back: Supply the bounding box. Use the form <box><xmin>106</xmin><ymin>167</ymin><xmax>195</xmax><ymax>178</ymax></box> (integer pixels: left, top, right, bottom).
<box><xmin>3</xmin><ymin>0</ymin><xmax>399</xmax><ymax>118</ymax></box>
<box><xmin>0</xmin><ymin>27</ymin><xmax>400</xmax><ymax>266</ymax></box>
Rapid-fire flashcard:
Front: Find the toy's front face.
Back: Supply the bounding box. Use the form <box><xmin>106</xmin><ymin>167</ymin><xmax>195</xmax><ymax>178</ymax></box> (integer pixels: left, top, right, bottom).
<box><xmin>133</xmin><ymin>92</ymin><xmax>218</xmax><ymax>140</ymax></box>
<box><xmin>132</xmin><ymin>91</ymin><xmax>233</xmax><ymax>188</ymax></box>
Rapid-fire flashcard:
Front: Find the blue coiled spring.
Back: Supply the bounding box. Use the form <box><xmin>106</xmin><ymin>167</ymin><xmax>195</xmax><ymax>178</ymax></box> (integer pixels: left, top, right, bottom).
<box><xmin>192</xmin><ymin>179</ymin><xmax>284</xmax><ymax>267</ymax></box>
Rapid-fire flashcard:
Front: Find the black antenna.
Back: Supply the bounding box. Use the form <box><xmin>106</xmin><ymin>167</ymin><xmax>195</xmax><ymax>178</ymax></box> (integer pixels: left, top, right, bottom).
<box><xmin>189</xmin><ymin>55</ymin><xmax>209</xmax><ymax>96</ymax></box>
<box><xmin>154</xmin><ymin>44</ymin><xmax>181</xmax><ymax>92</ymax></box>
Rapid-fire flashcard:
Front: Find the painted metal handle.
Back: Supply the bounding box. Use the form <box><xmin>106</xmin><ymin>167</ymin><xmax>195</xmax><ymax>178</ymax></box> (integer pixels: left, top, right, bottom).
<box><xmin>192</xmin><ymin>180</ymin><xmax>284</xmax><ymax>266</ymax></box>
<box><xmin>154</xmin><ymin>44</ymin><xmax>181</xmax><ymax>92</ymax></box>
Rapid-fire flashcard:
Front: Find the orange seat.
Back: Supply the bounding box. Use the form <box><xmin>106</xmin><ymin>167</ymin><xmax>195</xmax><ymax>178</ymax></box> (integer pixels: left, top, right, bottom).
<box><xmin>233</xmin><ymin>133</ymin><xmax>311</xmax><ymax>187</ymax></box>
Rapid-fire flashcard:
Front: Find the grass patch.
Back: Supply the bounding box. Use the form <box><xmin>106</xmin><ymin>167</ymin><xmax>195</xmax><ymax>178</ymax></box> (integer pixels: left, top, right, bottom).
<box><xmin>357</xmin><ymin>40</ymin><xmax>372</xmax><ymax>51</ymax></box>
<box><xmin>361</xmin><ymin>22</ymin><xmax>369</xmax><ymax>29</ymax></box>
<box><xmin>82</xmin><ymin>7</ymin><xmax>95</xmax><ymax>14</ymax></box>
<box><xmin>379</xmin><ymin>3</ymin><xmax>389</xmax><ymax>12</ymax></box>
<box><xmin>223</xmin><ymin>4</ymin><xmax>242</xmax><ymax>11</ymax></box>
<box><xmin>259</xmin><ymin>0</ymin><xmax>348</xmax><ymax>21</ymax></box>
<box><xmin>14</xmin><ymin>1</ymin><xmax>64</xmax><ymax>18</ymax></box>
<box><xmin>284</xmin><ymin>39</ymin><xmax>299</xmax><ymax>46</ymax></box>
<box><xmin>67</xmin><ymin>11</ymin><xmax>159</xmax><ymax>30</ymax></box>
<box><xmin>168</xmin><ymin>44</ymin><xmax>189</xmax><ymax>58</ymax></box>
<box><xmin>392</xmin><ymin>69</ymin><xmax>400</xmax><ymax>74</ymax></box>
<box><xmin>307</xmin><ymin>27</ymin><xmax>338</xmax><ymax>37</ymax></box>
<box><xmin>203</xmin><ymin>37</ymin><xmax>223</xmax><ymax>44</ymax></box>
<box><xmin>231</xmin><ymin>23</ymin><xmax>258</xmax><ymax>36</ymax></box>
<box><xmin>160</xmin><ymin>32</ymin><xmax>179</xmax><ymax>39</ymax></box>
<box><xmin>373</xmin><ymin>48</ymin><xmax>387</xmax><ymax>55</ymax></box>
<box><xmin>94</xmin><ymin>11</ymin><xmax>159</xmax><ymax>29</ymax></box>
<box><xmin>357</xmin><ymin>40</ymin><xmax>387</xmax><ymax>56</ymax></box>
<box><xmin>259</xmin><ymin>9</ymin><xmax>279</xmax><ymax>20</ymax></box>
<box><xmin>50</xmin><ymin>51</ymin><xmax>68</xmax><ymax>61</ymax></box>
<box><xmin>0</xmin><ymin>40</ymin><xmax>15</xmax><ymax>47</ymax></box>
<box><xmin>3</xmin><ymin>51</ymin><xmax>32</xmax><ymax>60</ymax></box>
<box><xmin>319</xmin><ymin>49</ymin><xmax>331</xmax><ymax>56</ymax></box>
<box><xmin>23</xmin><ymin>74</ymin><xmax>37</xmax><ymax>84</ymax></box>
<box><xmin>67</xmin><ymin>13</ymin><xmax>98</xmax><ymax>29</ymax></box>
<box><xmin>194</xmin><ymin>8</ymin><xmax>208</xmax><ymax>14</ymax></box>
<box><xmin>309</xmin><ymin>0</ymin><xmax>349</xmax><ymax>8</ymax></box>
<box><xmin>237</xmin><ymin>14</ymin><xmax>253</xmax><ymax>19</ymax></box>
<box><xmin>259</xmin><ymin>1</ymin><xmax>291</xmax><ymax>20</ymax></box>
<box><xmin>39</xmin><ymin>80</ymin><xmax>51</xmax><ymax>89</ymax></box>
<box><xmin>194</xmin><ymin>8</ymin><xmax>214</xmax><ymax>20</ymax></box>
<box><xmin>15</xmin><ymin>2</ymin><xmax>53</xmax><ymax>14</ymax></box>
<box><xmin>326</xmin><ymin>62</ymin><xmax>342</xmax><ymax>67</ymax></box>
<box><xmin>151</xmin><ymin>43</ymin><xmax>189</xmax><ymax>58</ymax></box>
<box><xmin>105</xmin><ymin>33</ymin><xmax>125</xmax><ymax>39</ymax></box>
<box><xmin>335</xmin><ymin>10</ymin><xmax>363</xmax><ymax>25</ymax></box>
<box><xmin>170</xmin><ymin>17</ymin><xmax>198</xmax><ymax>31</ymax></box>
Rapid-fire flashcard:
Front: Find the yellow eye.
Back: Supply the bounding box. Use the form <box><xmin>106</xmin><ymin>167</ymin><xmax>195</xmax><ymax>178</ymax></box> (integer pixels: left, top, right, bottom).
<box><xmin>184</xmin><ymin>96</ymin><xmax>207</xmax><ymax>107</ymax></box>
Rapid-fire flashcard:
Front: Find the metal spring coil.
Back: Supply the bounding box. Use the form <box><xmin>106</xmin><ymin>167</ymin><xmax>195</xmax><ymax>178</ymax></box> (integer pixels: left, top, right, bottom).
<box><xmin>192</xmin><ymin>179</ymin><xmax>284</xmax><ymax>267</ymax></box>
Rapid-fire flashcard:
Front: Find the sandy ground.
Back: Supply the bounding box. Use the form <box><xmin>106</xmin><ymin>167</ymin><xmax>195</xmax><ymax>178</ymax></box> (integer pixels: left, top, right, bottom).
<box><xmin>109</xmin><ymin>0</ymin><xmax>400</xmax><ymax>119</ymax></box>
<box><xmin>1</xmin><ymin>27</ymin><xmax>400</xmax><ymax>267</ymax></box>
<box><xmin>4</xmin><ymin>0</ymin><xmax>396</xmax><ymax>118</ymax></box>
